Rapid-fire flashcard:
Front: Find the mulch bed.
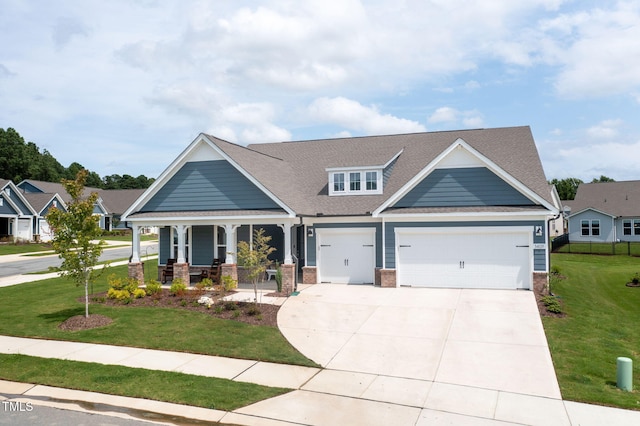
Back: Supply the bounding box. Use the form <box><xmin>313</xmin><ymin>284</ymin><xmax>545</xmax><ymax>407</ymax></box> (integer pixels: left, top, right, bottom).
<box><xmin>62</xmin><ymin>289</ymin><xmax>284</xmax><ymax>331</ymax></box>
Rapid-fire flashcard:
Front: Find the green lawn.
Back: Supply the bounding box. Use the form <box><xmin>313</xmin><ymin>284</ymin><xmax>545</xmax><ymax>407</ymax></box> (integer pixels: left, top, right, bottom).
<box><xmin>0</xmin><ymin>242</ymin><xmax>53</xmax><ymax>255</ymax></box>
<box><xmin>545</xmin><ymin>253</ymin><xmax>640</xmax><ymax>410</ymax></box>
<box><xmin>0</xmin><ymin>354</ymin><xmax>288</xmax><ymax>411</ymax></box>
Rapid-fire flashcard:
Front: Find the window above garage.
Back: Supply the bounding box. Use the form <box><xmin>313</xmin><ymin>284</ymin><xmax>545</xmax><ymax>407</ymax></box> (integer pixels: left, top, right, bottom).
<box><xmin>328</xmin><ymin>169</ymin><xmax>383</xmax><ymax>196</ymax></box>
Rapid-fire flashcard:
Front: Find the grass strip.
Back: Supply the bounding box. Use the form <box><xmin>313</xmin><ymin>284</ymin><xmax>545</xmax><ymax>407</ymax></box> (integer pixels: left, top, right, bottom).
<box><xmin>0</xmin><ymin>353</ymin><xmax>289</xmax><ymax>411</ymax></box>
<box><xmin>545</xmin><ymin>254</ymin><xmax>640</xmax><ymax>410</ymax></box>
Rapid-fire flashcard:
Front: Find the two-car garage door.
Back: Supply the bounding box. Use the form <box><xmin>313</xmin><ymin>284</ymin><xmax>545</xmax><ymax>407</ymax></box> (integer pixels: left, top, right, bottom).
<box><xmin>396</xmin><ymin>227</ymin><xmax>531</xmax><ymax>289</ymax></box>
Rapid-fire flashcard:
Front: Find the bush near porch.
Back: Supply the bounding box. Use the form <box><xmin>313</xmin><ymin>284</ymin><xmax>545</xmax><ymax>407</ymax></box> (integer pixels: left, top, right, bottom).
<box><xmin>545</xmin><ymin>253</ymin><xmax>640</xmax><ymax>410</ymax></box>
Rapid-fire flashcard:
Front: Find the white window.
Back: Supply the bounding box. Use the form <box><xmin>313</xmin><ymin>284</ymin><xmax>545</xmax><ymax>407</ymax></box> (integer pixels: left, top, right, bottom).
<box><xmin>591</xmin><ymin>220</ymin><xmax>600</xmax><ymax>236</ymax></box>
<box><xmin>52</xmin><ymin>200</ymin><xmax>57</xmax><ymax>208</ymax></box>
<box><xmin>366</xmin><ymin>171</ymin><xmax>378</xmax><ymax>191</ymax></box>
<box><xmin>215</xmin><ymin>225</ymin><xmax>226</xmax><ymax>263</ymax></box>
<box><xmin>634</xmin><ymin>220</ymin><xmax>640</xmax><ymax>236</ymax></box>
<box><xmin>624</xmin><ymin>220</ymin><xmax>632</xmax><ymax>235</ymax></box>
<box><xmin>328</xmin><ymin>168</ymin><xmax>383</xmax><ymax>195</ymax></box>
<box><xmin>349</xmin><ymin>172</ymin><xmax>361</xmax><ymax>191</ymax></box>
<box><xmin>581</xmin><ymin>220</ymin><xmax>590</xmax><ymax>236</ymax></box>
<box><xmin>0</xmin><ymin>198</ymin><xmax>3</xmax><ymax>206</ymax></box>
<box><xmin>333</xmin><ymin>173</ymin><xmax>345</xmax><ymax>192</ymax></box>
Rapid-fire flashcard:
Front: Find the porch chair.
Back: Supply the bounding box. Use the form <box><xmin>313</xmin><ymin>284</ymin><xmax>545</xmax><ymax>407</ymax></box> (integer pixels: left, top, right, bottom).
<box><xmin>202</xmin><ymin>258</ymin><xmax>221</xmax><ymax>285</ymax></box>
<box><xmin>161</xmin><ymin>258</ymin><xmax>176</xmax><ymax>283</ymax></box>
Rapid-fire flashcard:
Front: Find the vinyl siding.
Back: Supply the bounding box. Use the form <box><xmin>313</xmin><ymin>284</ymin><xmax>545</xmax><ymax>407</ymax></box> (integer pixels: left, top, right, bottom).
<box><xmin>0</xmin><ymin>195</ymin><xmax>18</xmax><ymax>214</ymax></box>
<box><xmin>384</xmin><ymin>221</ymin><xmax>546</xmax><ymax>271</ymax></box>
<box><xmin>394</xmin><ymin>167</ymin><xmax>534</xmax><ymax>208</ymax></box>
<box><xmin>141</xmin><ymin>160</ymin><xmax>280</xmax><ymax>212</ymax></box>
<box><xmin>7</xmin><ymin>193</ymin><xmax>31</xmax><ymax>215</ymax></box>
<box><xmin>568</xmin><ymin>210</ymin><xmax>614</xmax><ymax>242</ymax></box>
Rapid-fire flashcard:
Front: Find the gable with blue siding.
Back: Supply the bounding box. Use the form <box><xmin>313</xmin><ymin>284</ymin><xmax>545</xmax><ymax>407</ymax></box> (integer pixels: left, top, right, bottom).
<box><xmin>16</xmin><ymin>181</ymin><xmax>42</xmax><ymax>193</ymax></box>
<box><xmin>7</xmin><ymin>192</ymin><xmax>31</xmax><ymax>215</ymax></box>
<box><xmin>141</xmin><ymin>160</ymin><xmax>280</xmax><ymax>212</ymax></box>
<box><xmin>0</xmin><ymin>195</ymin><xmax>18</xmax><ymax>214</ymax></box>
<box><xmin>393</xmin><ymin>167</ymin><xmax>534</xmax><ymax>208</ymax></box>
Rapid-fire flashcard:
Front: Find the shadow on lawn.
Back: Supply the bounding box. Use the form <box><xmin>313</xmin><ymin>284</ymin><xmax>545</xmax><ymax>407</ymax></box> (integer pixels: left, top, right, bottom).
<box><xmin>38</xmin><ymin>307</ymin><xmax>85</xmax><ymax>324</ymax></box>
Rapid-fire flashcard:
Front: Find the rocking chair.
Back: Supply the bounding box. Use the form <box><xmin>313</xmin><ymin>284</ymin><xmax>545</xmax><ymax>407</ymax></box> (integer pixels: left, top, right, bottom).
<box><xmin>161</xmin><ymin>258</ymin><xmax>176</xmax><ymax>283</ymax></box>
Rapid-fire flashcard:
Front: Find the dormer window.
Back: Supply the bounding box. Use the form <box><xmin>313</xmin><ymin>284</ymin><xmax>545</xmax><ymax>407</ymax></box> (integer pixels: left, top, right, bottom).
<box><xmin>333</xmin><ymin>173</ymin><xmax>345</xmax><ymax>192</ymax></box>
<box><xmin>328</xmin><ymin>169</ymin><xmax>382</xmax><ymax>196</ymax></box>
<box><xmin>349</xmin><ymin>172</ymin><xmax>361</xmax><ymax>191</ymax></box>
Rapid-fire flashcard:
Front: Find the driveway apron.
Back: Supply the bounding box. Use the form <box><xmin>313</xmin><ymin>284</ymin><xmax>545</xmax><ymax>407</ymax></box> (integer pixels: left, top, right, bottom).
<box><xmin>238</xmin><ymin>284</ymin><xmax>564</xmax><ymax>425</ymax></box>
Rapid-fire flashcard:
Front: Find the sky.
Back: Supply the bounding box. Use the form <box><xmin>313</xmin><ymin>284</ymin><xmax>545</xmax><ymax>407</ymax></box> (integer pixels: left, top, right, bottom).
<box><xmin>1</xmin><ymin>0</ymin><xmax>640</xmax><ymax>183</ymax></box>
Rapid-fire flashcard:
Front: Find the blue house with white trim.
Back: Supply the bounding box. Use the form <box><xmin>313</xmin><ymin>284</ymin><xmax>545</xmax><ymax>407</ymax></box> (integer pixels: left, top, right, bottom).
<box><xmin>123</xmin><ymin>126</ymin><xmax>558</xmax><ymax>293</ymax></box>
<box><xmin>565</xmin><ymin>180</ymin><xmax>640</xmax><ymax>243</ymax></box>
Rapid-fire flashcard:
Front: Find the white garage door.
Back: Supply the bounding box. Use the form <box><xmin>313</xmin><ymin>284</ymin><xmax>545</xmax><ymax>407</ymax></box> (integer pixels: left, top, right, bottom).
<box><xmin>317</xmin><ymin>228</ymin><xmax>375</xmax><ymax>284</ymax></box>
<box><xmin>396</xmin><ymin>227</ymin><xmax>531</xmax><ymax>289</ymax></box>
<box><xmin>39</xmin><ymin>219</ymin><xmax>53</xmax><ymax>242</ymax></box>
<box><xmin>17</xmin><ymin>219</ymin><xmax>31</xmax><ymax>240</ymax></box>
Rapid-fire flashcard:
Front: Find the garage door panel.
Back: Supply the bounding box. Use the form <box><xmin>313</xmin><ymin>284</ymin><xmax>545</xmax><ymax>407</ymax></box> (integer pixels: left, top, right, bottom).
<box><xmin>396</xmin><ymin>228</ymin><xmax>531</xmax><ymax>289</ymax></box>
<box><xmin>318</xmin><ymin>229</ymin><xmax>375</xmax><ymax>284</ymax></box>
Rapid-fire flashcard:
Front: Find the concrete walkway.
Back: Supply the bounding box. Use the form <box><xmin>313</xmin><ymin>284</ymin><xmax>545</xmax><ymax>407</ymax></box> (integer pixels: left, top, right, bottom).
<box><xmin>1</xmin><ymin>267</ymin><xmax>640</xmax><ymax>424</ymax></box>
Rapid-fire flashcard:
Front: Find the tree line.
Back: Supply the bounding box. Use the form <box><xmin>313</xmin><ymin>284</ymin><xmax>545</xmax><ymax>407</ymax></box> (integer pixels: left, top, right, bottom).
<box><xmin>549</xmin><ymin>176</ymin><xmax>615</xmax><ymax>200</ymax></box>
<box><xmin>0</xmin><ymin>127</ymin><xmax>154</xmax><ymax>189</ymax></box>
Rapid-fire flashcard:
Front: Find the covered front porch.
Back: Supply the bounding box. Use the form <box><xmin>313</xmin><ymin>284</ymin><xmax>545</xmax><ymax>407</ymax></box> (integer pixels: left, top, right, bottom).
<box><xmin>127</xmin><ymin>214</ymin><xmax>301</xmax><ymax>295</ymax></box>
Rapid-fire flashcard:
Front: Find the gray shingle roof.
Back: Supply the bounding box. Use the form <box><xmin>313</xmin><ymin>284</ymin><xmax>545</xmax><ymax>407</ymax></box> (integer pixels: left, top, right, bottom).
<box><xmin>207</xmin><ymin>126</ymin><xmax>553</xmax><ymax>216</ymax></box>
<box><xmin>568</xmin><ymin>181</ymin><xmax>640</xmax><ymax>217</ymax></box>
<box><xmin>21</xmin><ymin>193</ymin><xmax>58</xmax><ymax>213</ymax></box>
<box><xmin>97</xmin><ymin>189</ymin><xmax>145</xmax><ymax>215</ymax></box>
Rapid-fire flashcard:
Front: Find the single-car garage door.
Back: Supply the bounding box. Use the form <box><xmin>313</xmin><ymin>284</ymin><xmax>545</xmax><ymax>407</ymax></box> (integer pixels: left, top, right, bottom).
<box><xmin>317</xmin><ymin>228</ymin><xmax>375</xmax><ymax>284</ymax></box>
<box><xmin>396</xmin><ymin>227</ymin><xmax>531</xmax><ymax>289</ymax></box>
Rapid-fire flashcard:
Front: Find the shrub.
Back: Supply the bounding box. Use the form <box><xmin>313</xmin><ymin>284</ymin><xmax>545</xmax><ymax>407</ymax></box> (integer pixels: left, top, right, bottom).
<box><xmin>145</xmin><ymin>280</ymin><xmax>162</xmax><ymax>296</ymax></box>
<box><xmin>275</xmin><ymin>264</ymin><xmax>283</xmax><ymax>293</ymax></box>
<box><xmin>541</xmin><ymin>295</ymin><xmax>562</xmax><ymax>314</ymax></box>
<box><xmin>246</xmin><ymin>305</ymin><xmax>261</xmax><ymax>316</ymax></box>
<box><xmin>107</xmin><ymin>287</ymin><xmax>131</xmax><ymax>302</ymax></box>
<box><xmin>221</xmin><ymin>275</ymin><xmax>237</xmax><ymax>292</ymax></box>
<box><xmin>200</xmin><ymin>278</ymin><xmax>214</xmax><ymax>289</ymax></box>
<box><xmin>107</xmin><ymin>274</ymin><xmax>125</xmax><ymax>290</ymax></box>
<box><xmin>132</xmin><ymin>288</ymin><xmax>146</xmax><ymax>299</ymax></box>
<box><xmin>631</xmin><ymin>273</ymin><xmax>640</xmax><ymax>285</ymax></box>
<box><xmin>224</xmin><ymin>301</ymin><xmax>238</xmax><ymax>311</ymax></box>
<box><xmin>170</xmin><ymin>279</ymin><xmax>187</xmax><ymax>296</ymax></box>
<box><xmin>550</xmin><ymin>265</ymin><xmax>562</xmax><ymax>276</ymax></box>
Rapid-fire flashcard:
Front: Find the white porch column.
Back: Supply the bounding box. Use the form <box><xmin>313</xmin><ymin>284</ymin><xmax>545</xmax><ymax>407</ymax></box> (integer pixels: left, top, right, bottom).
<box><xmin>225</xmin><ymin>224</ymin><xmax>237</xmax><ymax>264</ymax></box>
<box><xmin>131</xmin><ymin>224</ymin><xmax>141</xmax><ymax>263</ymax></box>
<box><xmin>176</xmin><ymin>224</ymin><xmax>187</xmax><ymax>263</ymax></box>
<box><xmin>278</xmin><ymin>223</ymin><xmax>293</xmax><ymax>264</ymax></box>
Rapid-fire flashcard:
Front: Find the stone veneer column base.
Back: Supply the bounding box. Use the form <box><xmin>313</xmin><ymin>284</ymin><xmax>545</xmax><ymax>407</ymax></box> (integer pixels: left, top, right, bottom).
<box><xmin>533</xmin><ymin>272</ymin><xmax>549</xmax><ymax>295</ymax></box>
<box><xmin>173</xmin><ymin>263</ymin><xmax>189</xmax><ymax>285</ymax></box>
<box><xmin>281</xmin><ymin>264</ymin><xmax>295</xmax><ymax>295</ymax></box>
<box><xmin>302</xmin><ymin>266</ymin><xmax>317</xmax><ymax>284</ymax></box>
<box><xmin>128</xmin><ymin>262</ymin><xmax>144</xmax><ymax>286</ymax></box>
<box><xmin>221</xmin><ymin>264</ymin><xmax>238</xmax><ymax>284</ymax></box>
<box><xmin>380</xmin><ymin>269</ymin><xmax>397</xmax><ymax>288</ymax></box>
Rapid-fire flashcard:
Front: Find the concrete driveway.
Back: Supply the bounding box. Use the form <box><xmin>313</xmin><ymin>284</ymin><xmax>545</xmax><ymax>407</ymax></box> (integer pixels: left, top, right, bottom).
<box><xmin>237</xmin><ymin>284</ymin><xmax>567</xmax><ymax>425</ymax></box>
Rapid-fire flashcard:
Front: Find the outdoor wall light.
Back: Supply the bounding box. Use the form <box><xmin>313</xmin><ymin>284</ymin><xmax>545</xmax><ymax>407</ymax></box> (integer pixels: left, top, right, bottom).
<box><xmin>307</xmin><ymin>228</ymin><xmax>314</xmax><ymax>238</ymax></box>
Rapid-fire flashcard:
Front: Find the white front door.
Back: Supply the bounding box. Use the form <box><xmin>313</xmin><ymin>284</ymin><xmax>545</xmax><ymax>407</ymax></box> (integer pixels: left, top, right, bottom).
<box><xmin>317</xmin><ymin>228</ymin><xmax>375</xmax><ymax>284</ymax></box>
<box><xmin>396</xmin><ymin>227</ymin><xmax>531</xmax><ymax>289</ymax></box>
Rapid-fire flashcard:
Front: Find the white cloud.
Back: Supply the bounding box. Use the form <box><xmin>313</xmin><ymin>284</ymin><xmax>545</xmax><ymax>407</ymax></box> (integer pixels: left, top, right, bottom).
<box><xmin>541</xmin><ymin>2</ymin><xmax>640</xmax><ymax>98</ymax></box>
<box><xmin>428</xmin><ymin>107</ymin><xmax>484</xmax><ymax>128</ymax></box>
<box><xmin>52</xmin><ymin>16</ymin><xmax>89</xmax><ymax>49</ymax></box>
<box><xmin>552</xmin><ymin>139</ymin><xmax>640</xmax><ymax>181</ymax></box>
<box><xmin>586</xmin><ymin>119</ymin><xmax>623</xmax><ymax>140</ymax></box>
<box><xmin>308</xmin><ymin>97</ymin><xmax>426</xmax><ymax>135</ymax></box>
<box><xmin>428</xmin><ymin>107</ymin><xmax>458</xmax><ymax>124</ymax></box>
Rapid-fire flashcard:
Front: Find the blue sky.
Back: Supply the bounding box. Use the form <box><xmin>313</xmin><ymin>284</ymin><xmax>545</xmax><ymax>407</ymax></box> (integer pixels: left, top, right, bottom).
<box><xmin>1</xmin><ymin>0</ymin><xmax>639</xmax><ymax>182</ymax></box>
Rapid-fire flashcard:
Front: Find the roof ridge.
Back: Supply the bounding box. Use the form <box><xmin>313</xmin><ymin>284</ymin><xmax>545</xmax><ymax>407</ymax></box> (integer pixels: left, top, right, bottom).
<box><xmin>204</xmin><ymin>134</ymin><xmax>285</xmax><ymax>162</ymax></box>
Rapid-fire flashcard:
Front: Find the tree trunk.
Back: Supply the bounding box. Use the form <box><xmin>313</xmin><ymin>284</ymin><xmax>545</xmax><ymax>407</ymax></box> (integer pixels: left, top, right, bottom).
<box><xmin>84</xmin><ymin>270</ymin><xmax>90</xmax><ymax>318</ymax></box>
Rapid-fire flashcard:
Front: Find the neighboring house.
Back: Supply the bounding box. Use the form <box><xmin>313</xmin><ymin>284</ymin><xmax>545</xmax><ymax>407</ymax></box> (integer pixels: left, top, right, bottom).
<box><xmin>18</xmin><ymin>179</ymin><xmax>109</xmax><ymax>230</ymax></box>
<box><xmin>0</xmin><ymin>179</ymin><xmax>36</xmax><ymax>241</ymax></box>
<box><xmin>549</xmin><ymin>184</ymin><xmax>565</xmax><ymax>237</ymax></box>
<box><xmin>565</xmin><ymin>180</ymin><xmax>640</xmax><ymax>243</ymax></box>
<box><xmin>96</xmin><ymin>188</ymin><xmax>146</xmax><ymax>231</ymax></box>
<box><xmin>21</xmin><ymin>192</ymin><xmax>67</xmax><ymax>242</ymax></box>
<box><xmin>123</xmin><ymin>126</ymin><xmax>558</xmax><ymax>292</ymax></box>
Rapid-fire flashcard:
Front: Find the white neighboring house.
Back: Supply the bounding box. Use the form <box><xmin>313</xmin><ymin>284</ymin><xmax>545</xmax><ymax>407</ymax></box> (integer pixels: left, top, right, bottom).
<box><xmin>0</xmin><ymin>179</ymin><xmax>36</xmax><ymax>242</ymax></box>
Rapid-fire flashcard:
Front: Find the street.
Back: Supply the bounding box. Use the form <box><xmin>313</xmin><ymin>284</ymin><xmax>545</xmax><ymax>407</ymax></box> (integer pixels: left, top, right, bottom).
<box><xmin>0</xmin><ymin>243</ymin><xmax>158</xmax><ymax>278</ymax></box>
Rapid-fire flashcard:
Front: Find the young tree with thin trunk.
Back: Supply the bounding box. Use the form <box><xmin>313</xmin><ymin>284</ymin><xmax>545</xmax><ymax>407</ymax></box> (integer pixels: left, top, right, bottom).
<box><xmin>46</xmin><ymin>169</ymin><xmax>105</xmax><ymax>318</ymax></box>
<box><xmin>236</xmin><ymin>228</ymin><xmax>276</xmax><ymax>304</ymax></box>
